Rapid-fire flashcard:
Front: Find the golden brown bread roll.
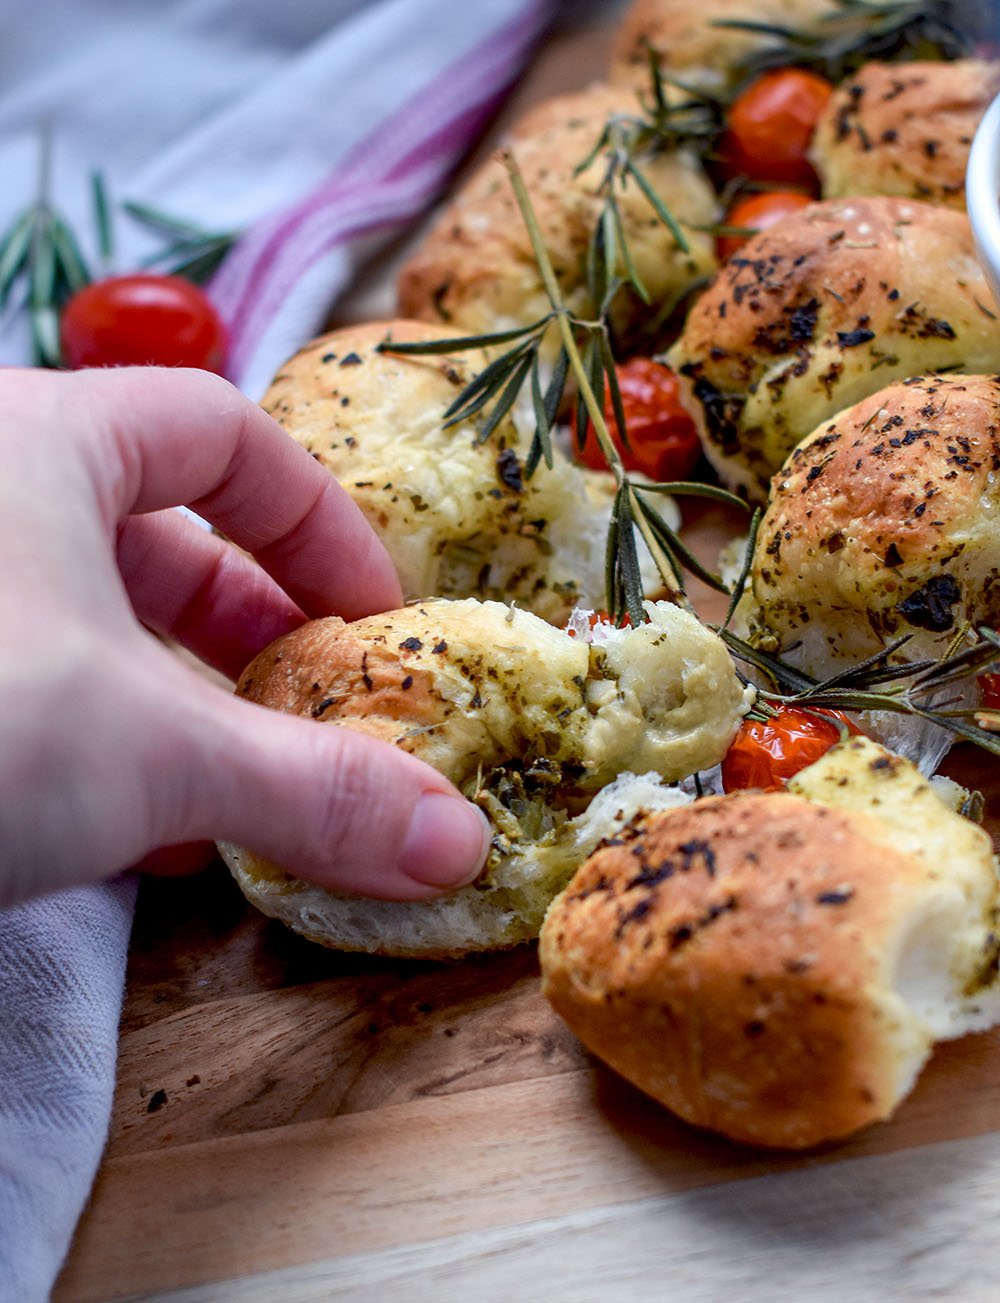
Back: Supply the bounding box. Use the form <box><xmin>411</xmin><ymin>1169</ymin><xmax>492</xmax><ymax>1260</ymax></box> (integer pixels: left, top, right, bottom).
<box><xmin>397</xmin><ymin>84</ymin><xmax>718</xmax><ymax>348</ymax></box>
<box><xmin>609</xmin><ymin>0</ymin><xmax>838</xmax><ymax>94</ymax></box>
<box><xmin>668</xmin><ymin>197</ymin><xmax>1000</xmax><ymax>499</ymax></box>
<box><xmin>540</xmin><ymin>736</ymin><xmax>1000</xmax><ymax>1149</ymax></box>
<box><xmin>812</xmin><ymin>59</ymin><xmax>1000</xmax><ymax>209</ymax></box>
<box><xmin>219</xmin><ymin>598</ymin><xmax>753</xmax><ymax>958</ymax></box>
<box><xmin>262</xmin><ymin>320</ymin><xmax>661</xmax><ymax>626</ymax></box>
<box><xmin>742</xmin><ymin>373</ymin><xmax>1000</xmax><ymax>674</ymax></box>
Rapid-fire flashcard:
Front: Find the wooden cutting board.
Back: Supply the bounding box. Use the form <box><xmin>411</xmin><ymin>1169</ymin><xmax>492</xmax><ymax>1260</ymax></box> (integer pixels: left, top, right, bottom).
<box><xmin>54</xmin><ymin>17</ymin><xmax>1000</xmax><ymax>1302</ymax></box>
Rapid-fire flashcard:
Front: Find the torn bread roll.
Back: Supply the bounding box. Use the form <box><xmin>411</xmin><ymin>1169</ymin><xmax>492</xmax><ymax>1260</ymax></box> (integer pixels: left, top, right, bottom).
<box><xmin>811</xmin><ymin>59</ymin><xmax>1000</xmax><ymax>209</ymax></box>
<box><xmin>262</xmin><ymin>320</ymin><xmax>664</xmax><ymax>625</ymax></box>
<box><xmin>668</xmin><ymin>197</ymin><xmax>1000</xmax><ymax>500</ymax></box>
<box><xmin>540</xmin><ymin>735</ymin><xmax>1000</xmax><ymax>1149</ymax></box>
<box><xmin>397</xmin><ymin>84</ymin><xmax>718</xmax><ymax>350</ymax></box>
<box><xmin>742</xmin><ymin>373</ymin><xmax>1000</xmax><ymax>674</ymax></box>
<box><xmin>609</xmin><ymin>0</ymin><xmax>838</xmax><ymax>95</ymax></box>
<box><xmin>218</xmin><ymin>599</ymin><xmax>753</xmax><ymax>959</ymax></box>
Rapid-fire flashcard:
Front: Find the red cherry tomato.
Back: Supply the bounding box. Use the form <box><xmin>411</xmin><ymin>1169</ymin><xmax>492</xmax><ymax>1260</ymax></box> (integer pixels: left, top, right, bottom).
<box><xmin>574</xmin><ymin>357</ymin><xmax>701</xmax><ymax>481</ymax></box>
<box><xmin>60</xmin><ymin>274</ymin><xmax>228</xmax><ymax>372</ymax></box>
<box><xmin>716</xmin><ymin>190</ymin><xmax>814</xmax><ymax>261</ymax></box>
<box><xmin>721</xmin><ymin>69</ymin><xmax>834</xmax><ymax>188</ymax></box>
<box><xmin>979</xmin><ymin>672</ymin><xmax>1000</xmax><ymax>710</ymax></box>
<box><xmin>721</xmin><ymin>707</ymin><xmax>861</xmax><ymax>793</ymax></box>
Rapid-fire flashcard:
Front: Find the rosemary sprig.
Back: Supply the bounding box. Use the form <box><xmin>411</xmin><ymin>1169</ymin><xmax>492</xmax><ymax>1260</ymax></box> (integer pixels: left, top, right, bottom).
<box><xmin>0</xmin><ymin>129</ymin><xmax>93</xmax><ymax>365</ymax></box>
<box><xmin>578</xmin><ymin>48</ymin><xmax>722</xmax><ymax>314</ymax></box>
<box><xmin>719</xmin><ymin>0</ymin><xmax>975</xmax><ymax>88</ymax></box>
<box><xmin>719</xmin><ymin>626</ymin><xmax>1000</xmax><ymax>758</ymax></box>
<box><xmin>122</xmin><ymin>200</ymin><xmax>237</xmax><ymax>285</ymax></box>
<box><xmin>0</xmin><ymin>135</ymin><xmax>239</xmax><ymax>365</ymax></box>
<box><xmin>379</xmin><ymin>151</ymin><xmax>751</xmax><ymax>621</ymax></box>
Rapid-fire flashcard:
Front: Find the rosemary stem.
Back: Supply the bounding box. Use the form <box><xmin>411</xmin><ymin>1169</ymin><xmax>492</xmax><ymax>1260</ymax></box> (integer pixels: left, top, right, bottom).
<box><xmin>502</xmin><ymin>149</ymin><xmax>625</xmax><ymax>485</ymax></box>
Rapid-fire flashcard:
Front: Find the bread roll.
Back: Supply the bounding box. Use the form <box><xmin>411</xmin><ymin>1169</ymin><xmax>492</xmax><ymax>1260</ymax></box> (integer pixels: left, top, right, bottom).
<box><xmin>262</xmin><ymin>320</ymin><xmax>662</xmax><ymax>626</ymax></box>
<box><xmin>218</xmin><ymin>598</ymin><xmax>753</xmax><ymax>958</ymax></box>
<box><xmin>540</xmin><ymin>736</ymin><xmax>1000</xmax><ymax>1149</ymax></box>
<box><xmin>812</xmin><ymin>60</ymin><xmax>1000</xmax><ymax>209</ymax></box>
<box><xmin>397</xmin><ymin>85</ymin><xmax>718</xmax><ymax>350</ymax></box>
<box><xmin>609</xmin><ymin>0</ymin><xmax>837</xmax><ymax>95</ymax></box>
<box><xmin>668</xmin><ymin>197</ymin><xmax>1000</xmax><ymax>499</ymax></box>
<box><xmin>743</xmin><ymin>373</ymin><xmax>1000</xmax><ymax>674</ymax></box>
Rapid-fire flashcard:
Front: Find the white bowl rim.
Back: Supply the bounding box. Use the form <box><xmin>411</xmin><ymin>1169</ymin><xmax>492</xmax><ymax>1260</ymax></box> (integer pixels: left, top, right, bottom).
<box><xmin>968</xmin><ymin>91</ymin><xmax>1000</xmax><ymax>288</ymax></box>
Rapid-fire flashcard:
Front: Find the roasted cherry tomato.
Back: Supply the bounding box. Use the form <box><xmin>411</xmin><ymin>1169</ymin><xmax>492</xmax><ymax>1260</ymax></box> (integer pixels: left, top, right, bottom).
<box><xmin>721</xmin><ymin>68</ymin><xmax>834</xmax><ymax>188</ymax></box>
<box><xmin>60</xmin><ymin>274</ymin><xmax>228</xmax><ymax>372</ymax></box>
<box><xmin>721</xmin><ymin>707</ymin><xmax>860</xmax><ymax>793</ymax></box>
<box><xmin>979</xmin><ymin>672</ymin><xmax>1000</xmax><ymax>711</ymax></box>
<box><xmin>574</xmin><ymin>357</ymin><xmax>701</xmax><ymax>481</ymax></box>
<box><xmin>716</xmin><ymin>190</ymin><xmax>814</xmax><ymax>261</ymax></box>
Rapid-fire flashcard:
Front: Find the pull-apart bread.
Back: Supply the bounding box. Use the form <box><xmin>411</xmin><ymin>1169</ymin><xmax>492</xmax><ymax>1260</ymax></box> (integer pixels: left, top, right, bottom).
<box><xmin>397</xmin><ymin>85</ymin><xmax>718</xmax><ymax>349</ymax></box>
<box><xmin>218</xmin><ymin>599</ymin><xmax>753</xmax><ymax>959</ymax></box>
<box><xmin>261</xmin><ymin>320</ymin><xmax>663</xmax><ymax>625</ymax></box>
<box><xmin>540</xmin><ymin>736</ymin><xmax>1000</xmax><ymax>1149</ymax></box>
<box><xmin>742</xmin><ymin>373</ymin><xmax>1000</xmax><ymax>675</ymax></box>
<box><xmin>668</xmin><ymin>197</ymin><xmax>1000</xmax><ymax>499</ymax></box>
<box><xmin>811</xmin><ymin>59</ymin><xmax>1000</xmax><ymax>209</ymax></box>
<box><xmin>609</xmin><ymin>0</ymin><xmax>838</xmax><ymax>95</ymax></box>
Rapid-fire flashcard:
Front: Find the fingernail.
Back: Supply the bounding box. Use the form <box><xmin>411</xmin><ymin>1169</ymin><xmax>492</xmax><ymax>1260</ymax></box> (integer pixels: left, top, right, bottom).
<box><xmin>399</xmin><ymin>792</ymin><xmax>492</xmax><ymax>889</ymax></box>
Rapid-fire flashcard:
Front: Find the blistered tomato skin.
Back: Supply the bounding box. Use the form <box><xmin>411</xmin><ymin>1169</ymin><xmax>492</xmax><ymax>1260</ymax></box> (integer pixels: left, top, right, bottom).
<box><xmin>721</xmin><ymin>69</ymin><xmax>834</xmax><ymax>188</ymax></box>
<box><xmin>574</xmin><ymin>357</ymin><xmax>701</xmax><ymax>481</ymax></box>
<box><xmin>721</xmin><ymin>707</ymin><xmax>860</xmax><ymax>793</ymax></box>
<box><xmin>60</xmin><ymin>274</ymin><xmax>228</xmax><ymax>373</ymax></box>
<box><xmin>980</xmin><ymin>672</ymin><xmax>1000</xmax><ymax>711</ymax></box>
<box><xmin>716</xmin><ymin>190</ymin><xmax>814</xmax><ymax>261</ymax></box>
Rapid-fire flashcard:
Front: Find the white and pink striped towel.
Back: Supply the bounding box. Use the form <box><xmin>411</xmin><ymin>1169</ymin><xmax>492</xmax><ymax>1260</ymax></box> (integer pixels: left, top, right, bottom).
<box><xmin>0</xmin><ymin>2</ymin><xmax>560</xmax><ymax>1296</ymax></box>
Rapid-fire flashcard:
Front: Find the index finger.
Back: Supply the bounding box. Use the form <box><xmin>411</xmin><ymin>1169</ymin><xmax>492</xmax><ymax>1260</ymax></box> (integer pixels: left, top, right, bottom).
<box><xmin>68</xmin><ymin>366</ymin><xmax>403</xmax><ymax>620</ymax></box>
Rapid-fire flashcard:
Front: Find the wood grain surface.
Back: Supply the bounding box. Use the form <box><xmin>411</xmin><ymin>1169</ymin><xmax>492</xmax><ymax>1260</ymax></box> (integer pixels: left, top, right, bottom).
<box><xmin>54</xmin><ymin>16</ymin><xmax>1000</xmax><ymax>1302</ymax></box>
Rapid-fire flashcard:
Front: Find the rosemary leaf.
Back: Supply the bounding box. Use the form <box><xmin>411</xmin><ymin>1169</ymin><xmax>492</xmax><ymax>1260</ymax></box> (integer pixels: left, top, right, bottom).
<box><xmin>636</xmin><ymin>480</ymin><xmax>752</xmax><ymax>511</ymax></box>
<box><xmin>634</xmin><ymin>490</ymin><xmax>729</xmax><ymax>593</ymax></box>
<box><xmin>91</xmin><ymin>172</ymin><xmax>113</xmax><ymax>265</ymax></box>
<box><xmin>614</xmin><ymin>486</ymin><xmax>646</xmax><ymax>624</ymax></box>
<box><xmin>0</xmin><ymin>214</ymin><xmax>34</xmax><ymax>307</ymax></box>
<box><xmin>717</xmin><ymin>627</ymin><xmax>818</xmax><ymax>693</ymax></box>
<box><xmin>599</xmin><ymin>331</ymin><xmax>630</xmax><ymax>452</ymax></box>
<box><xmin>624</xmin><ymin>160</ymin><xmax>690</xmax><ymax>255</ymax></box>
<box><xmin>723</xmin><ymin>507</ymin><xmax>761</xmax><ymax>630</ymax></box>
<box><xmin>50</xmin><ymin>220</ymin><xmax>91</xmax><ymax>293</ymax></box>
<box><xmin>442</xmin><ymin>338</ymin><xmax>538</xmax><ymax>425</ymax></box>
<box><xmin>574</xmin><ymin>332</ymin><xmax>598</xmax><ymax>452</ymax></box>
<box><xmin>632</xmin><ymin>492</ymin><xmax>684</xmax><ymax>589</ymax></box>
<box><xmin>122</xmin><ymin>199</ymin><xmax>215</xmax><ymax>241</ymax></box>
<box><xmin>609</xmin><ymin>194</ymin><xmax>649</xmax><ymax>303</ymax></box>
<box><xmin>380</xmin><ymin>316</ymin><xmax>551</xmax><ymax>358</ymax></box>
<box><xmin>475</xmin><ymin>347</ymin><xmax>535</xmax><ymax>445</ymax></box>
<box><xmin>526</xmin><ymin>347</ymin><xmax>566</xmax><ymax>477</ymax></box>
<box><xmin>30</xmin><ymin>221</ymin><xmax>56</xmax><ymax>311</ymax></box>
<box><xmin>30</xmin><ymin>304</ymin><xmax>61</xmax><ymax>367</ymax></box>
<box><xmin>908</xmin><ymin>707</ymin><xmax>1000</xmax><ymax>757</ymax></box>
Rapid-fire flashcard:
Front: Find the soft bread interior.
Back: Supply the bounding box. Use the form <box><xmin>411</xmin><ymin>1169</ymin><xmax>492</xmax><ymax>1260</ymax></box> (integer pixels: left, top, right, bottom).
<box><xmin>220</xmin><ymin>599</ymin><xmax>753</xmax><ymax>958</ymax></box>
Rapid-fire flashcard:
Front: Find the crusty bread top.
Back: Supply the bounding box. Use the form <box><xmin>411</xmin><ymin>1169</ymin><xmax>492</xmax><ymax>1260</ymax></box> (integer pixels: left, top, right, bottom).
<box><xmin>233</xmin><ymin>598</ymin><xmax>752</xmax><ymax>792</ymax></box>
<box><xmin>812</xmin><ymin>60</ymin><xmax>1000</xmax><ymax>209</ymax></box>
<box><xmin>668</xmin><ymin>197</ymin><xmax>1000</xmax><ymax>500</ymax></box>
<box><xmin>262</xmin><ymin>319</ymin><xmax>635</xmax><ymax>624</ymax></box>
<box><xmin>540</xmin><ymin>737</ymin><xmax>1000</xmax><ymax>1148</ymax></box>
<box><xmin>745</xmin><ymin>373</ymin><xmax>1000</xmax><ymax>671</ymax></box>
<box><xmin>397</xmin><ymin>83</ymin><xmax>718</xmax><ymax>348</ymax></box>
<box><xmin>609</xmin><ymin>0</ymin><xmax>837</xmax><ymax>94</ymax></box>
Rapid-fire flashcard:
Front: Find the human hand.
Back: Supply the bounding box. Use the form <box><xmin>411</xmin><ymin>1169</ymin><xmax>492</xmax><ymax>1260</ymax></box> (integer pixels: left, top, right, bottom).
<box><xmin>0</xmin><ymin>367</ymin><xmax>490</xmax><ymax>908</ymax></box>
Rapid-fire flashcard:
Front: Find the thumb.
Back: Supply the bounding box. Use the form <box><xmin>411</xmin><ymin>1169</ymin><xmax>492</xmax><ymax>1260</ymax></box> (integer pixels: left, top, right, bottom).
<box><xmin>138</xmin><ymin>654</ymin><xmax>493</xmax><ymax>902</ymax></box>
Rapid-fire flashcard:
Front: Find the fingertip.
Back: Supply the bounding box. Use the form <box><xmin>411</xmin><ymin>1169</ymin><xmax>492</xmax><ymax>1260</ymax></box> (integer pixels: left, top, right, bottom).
<box><xmin>397</xmin><ymin>792</ymin><xmax>492</xmax><ymax>890</ymax></box>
